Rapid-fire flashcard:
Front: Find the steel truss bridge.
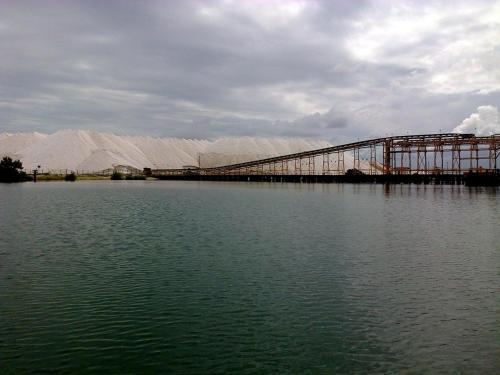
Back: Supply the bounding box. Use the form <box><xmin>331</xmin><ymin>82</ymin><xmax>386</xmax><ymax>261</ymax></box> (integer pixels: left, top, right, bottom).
<box><xmin>150</xmin><ymin>133</ymin><xmax>500</xmax><ymax>178</ymax></box>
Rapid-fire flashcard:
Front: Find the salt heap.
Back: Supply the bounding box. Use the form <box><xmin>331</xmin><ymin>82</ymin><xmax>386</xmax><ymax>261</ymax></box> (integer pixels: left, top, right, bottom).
<box><xmin>0</xmin><ymin>129</ymin><xmax>332</xmax><ymax>172</ymax></box>
<box><xmin>199</xmin><ymin>137</ymin><xmax>331</xmax><ymax>167</ymax></box>
<box><xmin>0</xmin><ymin>132</ymin><xmax>47</xmax><ymax>158</ymax></box>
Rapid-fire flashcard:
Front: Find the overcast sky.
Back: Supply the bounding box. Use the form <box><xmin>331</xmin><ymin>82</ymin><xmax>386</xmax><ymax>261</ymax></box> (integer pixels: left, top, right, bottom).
<box><xmin>1</xmin><ymin>0</ymin><xmax>499</xmax><ymax>141</ymax></box>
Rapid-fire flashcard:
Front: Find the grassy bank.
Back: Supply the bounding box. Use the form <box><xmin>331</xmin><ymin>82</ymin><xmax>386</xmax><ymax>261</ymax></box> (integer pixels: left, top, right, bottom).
<box><xmin>36</xmin><ymin>174</ymin><xmax>65</xmax><ymax>181</ymax></box>
<box><xmin>77</xmin><ymin>175</ymin><xmax>112</xmax><ymax>181</ymax></box>
<box><xmin>35</xmin><ymin>174</ymin><xmax>154</xmax><ymax>181</ymax></box>
<box><xmin>36</xmin><ymin>174</ymin><xmax>109</xmax><ymax>181</ymax></box>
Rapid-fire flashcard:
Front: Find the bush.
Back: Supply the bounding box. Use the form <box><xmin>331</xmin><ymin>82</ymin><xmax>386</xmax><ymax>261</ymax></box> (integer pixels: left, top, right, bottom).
<box><xmin>36</xmin><ymin>174</ymin><xmax>64</xmax><ymax>181</ymax></box>
<box><xmin>345</xmin><ymin>168</ymin><xmax>365</xmax><ymax>176</ymax></box>
<box><xmin>64</xmin><ymin>172</ymin><xmax>77</xmax><ymax>181</ymax></box>
<box><xmin>0</xmin><ymin>156</ymin><xmax>31</xmax><ymax>182</ymax></box>
<box><xmin>111</xmin><ymin>171</ymin><xmax>123</xmax><ymax>180</ymax></box>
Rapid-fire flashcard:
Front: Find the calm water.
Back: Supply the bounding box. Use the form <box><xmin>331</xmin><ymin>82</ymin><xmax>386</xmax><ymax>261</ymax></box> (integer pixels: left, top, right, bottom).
<box><xmin>0</xmin><ymin>181</ymin><xmax>498</xmax><ymax>374</ymax></box>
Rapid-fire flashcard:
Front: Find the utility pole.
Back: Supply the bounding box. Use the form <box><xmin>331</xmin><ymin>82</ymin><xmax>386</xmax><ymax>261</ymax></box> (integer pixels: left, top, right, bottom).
<box><xmin>33</xmin><ymin>165</ymin><xmax>40</xmax><ymax>183</ymax></box>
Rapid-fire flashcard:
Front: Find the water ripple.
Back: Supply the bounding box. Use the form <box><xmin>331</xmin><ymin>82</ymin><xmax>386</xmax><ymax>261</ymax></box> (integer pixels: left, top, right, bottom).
<box><xmin>1</xmin><ymin>182</ymin><xmax>498</xmax><ymax>374</ymax></box>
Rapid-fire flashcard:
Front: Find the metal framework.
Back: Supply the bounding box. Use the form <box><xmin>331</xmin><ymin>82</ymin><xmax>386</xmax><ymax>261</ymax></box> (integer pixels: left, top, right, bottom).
<box><xmin>151</xmin><ymin>133</ymin><xmax>500</xmax><ymax>177</ymax></box>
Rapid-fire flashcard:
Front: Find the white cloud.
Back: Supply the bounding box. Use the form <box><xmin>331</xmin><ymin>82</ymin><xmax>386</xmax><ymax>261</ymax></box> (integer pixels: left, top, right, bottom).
<box><xmin>1</xmin><ymin>1</ymin><xmax>500</xmax><ymax>139</ymax></box>
<box><xmin>452</xmin><ymin>105</ymin><xmax>500</xmax><ymax>135</ymax></box>
<box><xmin>198</xmin><ymin>0</ymin><xmax>308</xmax><ymax>30</ymax></box>
<box><xmin>346</xmin><ymin>1</ymin><xmax>500</xmax><ymax>94</ymax></box>
<box><xmin>347</xmin><ymin>3</ymin><xmax>442</xmax><ymax>63</ymax></box>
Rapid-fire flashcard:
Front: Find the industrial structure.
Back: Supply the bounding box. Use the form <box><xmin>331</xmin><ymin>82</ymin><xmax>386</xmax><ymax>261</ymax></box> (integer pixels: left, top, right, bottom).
<box><xmin>147</xmin><ymin>133</ymin><xmax>500</xmax><ymax>184</ymax></box>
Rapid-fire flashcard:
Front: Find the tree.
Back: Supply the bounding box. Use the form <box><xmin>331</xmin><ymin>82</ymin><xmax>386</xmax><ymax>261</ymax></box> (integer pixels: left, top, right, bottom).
<box><xmin>64</xmin><ymin>172</ymin><xmax>77</xmax><ymax>181</ymax></box>
<box><xmin>111</xmin><ymin>171</ymin><xmax>123</xmax><ymax>180</ymax></box>
<box><xmin>0</xmin><ymin>156</ymin><xmax>31</xmax><ymax>182</ymax></box>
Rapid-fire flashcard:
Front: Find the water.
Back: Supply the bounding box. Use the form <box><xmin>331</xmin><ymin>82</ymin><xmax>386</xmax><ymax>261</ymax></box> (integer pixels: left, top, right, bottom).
<box><xmin>0</xmin><ymin>181</ymin><xmax>498</xmax><ymax>374</ymax></box>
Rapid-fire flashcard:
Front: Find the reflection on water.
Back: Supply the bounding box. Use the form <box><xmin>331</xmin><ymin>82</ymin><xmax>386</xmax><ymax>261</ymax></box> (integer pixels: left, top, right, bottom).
<box><xmin>0</xmin><ymin>181</ymin><xmax>498</xmax><ymax>374</ymax></box>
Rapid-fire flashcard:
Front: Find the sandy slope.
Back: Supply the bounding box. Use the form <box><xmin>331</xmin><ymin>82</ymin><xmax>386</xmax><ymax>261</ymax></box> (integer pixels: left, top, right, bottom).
<box><xmin>0</xmin><ymin>129</ymin><xmax>332</xmax><ymax>172</ymax></box>
<box><xmin>0</xmin><ymin>132</ymin><xmax>47</xmax><ymax>158</ymax></box>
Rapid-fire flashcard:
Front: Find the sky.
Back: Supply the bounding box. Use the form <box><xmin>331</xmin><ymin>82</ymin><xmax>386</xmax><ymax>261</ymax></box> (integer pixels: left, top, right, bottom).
<box><xmin>1</xmin><ymin>0</ymin><xmax>500</xmax><ymax>141</ymax></box>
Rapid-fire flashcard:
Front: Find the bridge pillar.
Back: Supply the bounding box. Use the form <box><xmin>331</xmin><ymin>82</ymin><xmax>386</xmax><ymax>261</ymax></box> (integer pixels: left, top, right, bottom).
<box><xmin>383</xmin><ymin>140</ymin><xmax>392</xmax><ymax>174</ymax></box>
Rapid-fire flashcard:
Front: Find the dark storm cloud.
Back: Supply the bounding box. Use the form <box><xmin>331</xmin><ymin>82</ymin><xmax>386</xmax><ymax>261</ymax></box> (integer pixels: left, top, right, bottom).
<box><xmin>0</xmin><ymin>0</ymin><xmax>499</xmax><ymax>140</ymax></box>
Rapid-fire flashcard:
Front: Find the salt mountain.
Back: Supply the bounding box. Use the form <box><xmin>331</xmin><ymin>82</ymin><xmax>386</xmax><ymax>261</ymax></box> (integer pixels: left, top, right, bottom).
<box><xmin>0</xmin><ymin>129</ymin><xmax>331</xmax><ymax>172</ymax></box>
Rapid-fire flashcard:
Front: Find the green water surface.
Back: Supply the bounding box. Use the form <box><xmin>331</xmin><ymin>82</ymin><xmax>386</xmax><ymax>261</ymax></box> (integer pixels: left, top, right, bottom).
<box><xmin>0</xmin><ymin>181</ymin><xmax>498</xmax><ymax>374</ymax></box>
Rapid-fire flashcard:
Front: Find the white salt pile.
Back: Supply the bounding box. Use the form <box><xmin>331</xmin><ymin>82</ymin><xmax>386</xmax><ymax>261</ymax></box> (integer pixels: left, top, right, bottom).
<box><xmin>199</xmin><ymin>137</ymin><xmax>331</xmax><ymax>168</ymax></box>
<box><xmin>0</xmin><ymin>129</ymin><xmax>332</xmax><ymax>172</ymax></box>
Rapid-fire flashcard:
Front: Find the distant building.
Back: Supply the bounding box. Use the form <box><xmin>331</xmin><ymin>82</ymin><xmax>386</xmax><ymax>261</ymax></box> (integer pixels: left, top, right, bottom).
<box><xmin>101</xmin><ymin>165</ymin><xmax>142</xmax><ymax>176</ymax></box>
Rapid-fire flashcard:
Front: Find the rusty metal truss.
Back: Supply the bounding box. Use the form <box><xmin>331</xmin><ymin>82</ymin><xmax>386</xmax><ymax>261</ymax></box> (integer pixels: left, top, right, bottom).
<box><xmin>151</xmin><ymin>133</ymin><xmax>500</xmax><ymax>177</ymax></box>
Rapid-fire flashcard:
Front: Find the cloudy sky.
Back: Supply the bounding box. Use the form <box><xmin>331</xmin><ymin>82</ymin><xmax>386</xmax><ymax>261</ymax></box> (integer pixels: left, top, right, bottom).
<box><xmin>1</xmin><ymin>0</ymin><xmax>499</xmax><ymax>141</ymax></box>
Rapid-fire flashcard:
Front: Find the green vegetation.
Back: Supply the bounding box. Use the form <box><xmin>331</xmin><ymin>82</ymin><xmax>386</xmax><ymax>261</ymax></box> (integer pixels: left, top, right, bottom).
<box><xmin>0</xmin><ymin>157</ymin><xmax>31</xmax><ymax>182</ymax></box>
<box><xmin>111</xmin><ymin>171</ymin><xmax>124</xmax><ymax>180</ymax></box>
<box><xmin>111</xmin><ymin>172</ymin><xmax>146</xmax><ymax>180</ymax></box>
<box><xmin>37</xmin><ymin>174</ymin><xmax>110</xmax><ymax>181</ymax></box>
<box><xmin>77</xmin><ymin>175</ymin><xmax>110</xmax><ymax>181</ymax></box>
<box><xmin>345</xmin><ymin>168</ymin><xmax>365</xmax><ymax>176</ymax></box>
<box><xmin>64</xmin><ymin>172</ymin><xmax>77</xmax><ymax>181</ymax></box>
<box><xmin>0</xmin><ymin>161</ymin><xmax>147</xmax><ymax>183</ymax></box>
<box><xmin>36</xmin><ymin>174</ymin><xmax>65</xmax><ymax>181</ymax></box>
